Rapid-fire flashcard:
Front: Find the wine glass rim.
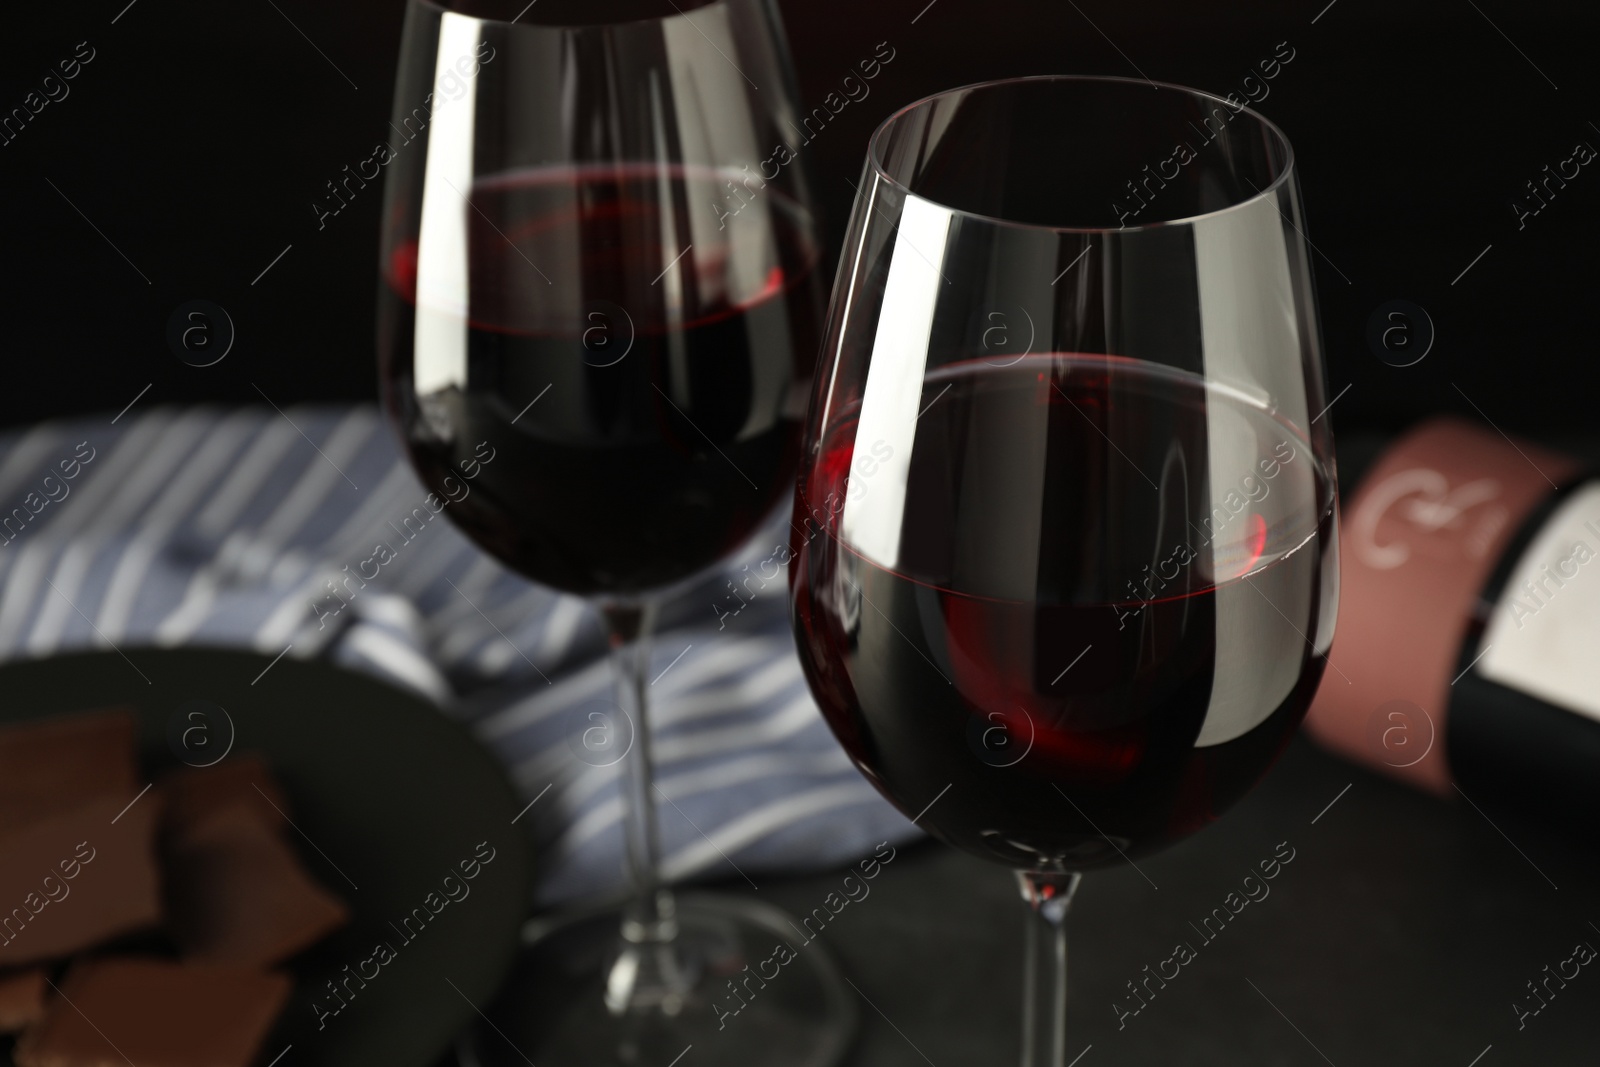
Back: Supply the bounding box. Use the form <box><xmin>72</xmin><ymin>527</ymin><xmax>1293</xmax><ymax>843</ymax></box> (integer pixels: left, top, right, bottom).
<box><xmin>866</xmin><ymin>73</ymin><xmax>1297</xmax><ymax>235</ymax></box>
<box><xmin>414</xmin><ymin>0</ymin><xmax>722</xmax><ymax>30</ymax></box>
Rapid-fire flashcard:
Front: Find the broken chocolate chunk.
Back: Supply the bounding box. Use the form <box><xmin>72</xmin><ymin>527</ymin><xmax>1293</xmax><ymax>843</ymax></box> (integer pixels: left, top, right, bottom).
<box><xmin>0</xmin><ymin>968</ymin><xmax>46</xmax><ymax>1033</ymax></box>
<box><xmin>16</xmin><ymin>958</ymin><xmax>290</xmax><ymax>1067</ymax></box>
<box><xmin>159</xmin><ymin>754</ymin><xmax>290</xmax><ymax>834</ymax></box>
<box><xmin>0</xmin><ymin>710</ymin><xmax>138</xmax><ymax>825</ymax></box>
<box><xmin>0</xmin><ymin>792</ymin><xmax>162</xmax><ymax>967</ymax></box>
<box><xmin>165</xmin><ymin>801</ymin><xmax>347</xmax><ymax>966</ymax></box>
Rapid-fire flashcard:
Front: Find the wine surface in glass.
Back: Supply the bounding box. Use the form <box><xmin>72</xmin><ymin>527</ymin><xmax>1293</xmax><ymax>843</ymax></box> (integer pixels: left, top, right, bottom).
<box><xmin>791</xmin><ymin>354</ymin><xmax>1334</xmax><ymax>870</ymax></box>
<box><xmin>381</xmin><ymin>164</ymin><xmax>820</xmax><ymax>596</ymax></box>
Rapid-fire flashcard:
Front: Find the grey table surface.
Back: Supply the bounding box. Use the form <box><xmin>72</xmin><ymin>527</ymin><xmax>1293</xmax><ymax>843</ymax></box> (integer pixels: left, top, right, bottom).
<box><xmin>743</xmin><ymin>735</ymin><xmax>1600</xmax><ymax>1066</ymax></box>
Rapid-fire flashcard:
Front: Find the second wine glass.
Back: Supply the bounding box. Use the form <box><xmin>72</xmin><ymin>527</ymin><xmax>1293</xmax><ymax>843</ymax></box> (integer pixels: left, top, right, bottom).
<box><xmin>378</xmin><ymin>1</ymin><xmax>846</xmax><ymax>1063</ymax></box>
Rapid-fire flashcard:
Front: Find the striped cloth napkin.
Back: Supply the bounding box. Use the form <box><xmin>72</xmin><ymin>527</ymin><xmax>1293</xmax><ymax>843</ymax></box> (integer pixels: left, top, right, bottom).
<box><xmin>0</xmin><ymin>405</ymin><xmax>917</xmax><ymax>904</ymax></box>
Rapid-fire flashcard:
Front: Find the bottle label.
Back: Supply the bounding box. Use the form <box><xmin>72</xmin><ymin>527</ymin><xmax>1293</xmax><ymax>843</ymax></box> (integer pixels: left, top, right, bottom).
<box><xmin>1477</xmin><ymin>482</ymin><xmax>1600</xmax><ymax>720</ymax></box>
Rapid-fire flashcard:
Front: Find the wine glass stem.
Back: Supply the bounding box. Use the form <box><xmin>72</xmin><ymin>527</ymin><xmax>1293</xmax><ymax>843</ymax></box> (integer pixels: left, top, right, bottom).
<box><xmin>1018</xmin><ymin>871</ymin><xmax>1082</xmax><ymax>1067</ymax></box>
<box><xmin>600</xmin><ymin>599</ymin><xmax>683</xmax><ymax>1014</ymax></box>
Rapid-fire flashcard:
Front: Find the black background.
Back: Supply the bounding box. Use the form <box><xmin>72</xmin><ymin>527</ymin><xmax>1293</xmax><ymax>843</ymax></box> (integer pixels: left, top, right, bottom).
<box><xmin>2</xmin><ymin>0</ymin><xmax>1598</xmax><ymax>442</ymax></box>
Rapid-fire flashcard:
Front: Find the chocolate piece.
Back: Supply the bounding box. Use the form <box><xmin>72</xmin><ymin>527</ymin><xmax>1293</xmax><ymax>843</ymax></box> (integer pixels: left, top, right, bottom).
<box><xmin>0</xmin><ymin>793</ymin><xmax>162</xmax><ymax>966</ymax></box>
<box><xmin>165</xmin><ymin>801</ymin><xmax>347</xmax><ymax>966</ymax></box>
<box><xmin>0</xmin><ymin>710</ymin><xmax>138</xmax><ymax>825</ymax></box>
<box><xmin>159</xmin><ymin>754</ymin><xmax>290</xmax><ymax>834</ymax></box>
<box><xmin>0</xmin><ymin>969</ymin><xmax>47</xmax><ymax>1032</ymax></box>
<box><xmin>16</xmin><ymin>958</ymin><xmax>290</xmax><ymax>1067</ymax></box>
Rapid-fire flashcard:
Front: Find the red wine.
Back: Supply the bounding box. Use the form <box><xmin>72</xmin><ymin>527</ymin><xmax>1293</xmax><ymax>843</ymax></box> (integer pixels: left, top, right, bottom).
<box><xmin>791</xmin><ymin>354</ymin><xmax>1336</xmax><ymax>869</ymax></box>
<box><xmin>380</xmin><ymin>164</ymin><xmax>821</xmax><ymax>595</ymax></box>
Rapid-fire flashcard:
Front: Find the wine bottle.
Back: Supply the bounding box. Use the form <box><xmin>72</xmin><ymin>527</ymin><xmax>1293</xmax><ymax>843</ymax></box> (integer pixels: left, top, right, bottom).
<box><xmin>1303</xmin><ymin>417</ymin><xmax>1600</xmax><ymax>832</ymax></box>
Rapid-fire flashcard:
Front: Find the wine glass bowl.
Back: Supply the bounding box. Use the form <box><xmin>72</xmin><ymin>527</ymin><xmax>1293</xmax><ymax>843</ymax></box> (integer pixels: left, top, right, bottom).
<box><xmin>380</xmin><ymin>0</ymin><xmax>824</xmax><ymax>598</ymax></box>
<box><xmin>789</xmin><ymin>76</ymin><xmax>1338</xmax><ymax>1063</ymax></box>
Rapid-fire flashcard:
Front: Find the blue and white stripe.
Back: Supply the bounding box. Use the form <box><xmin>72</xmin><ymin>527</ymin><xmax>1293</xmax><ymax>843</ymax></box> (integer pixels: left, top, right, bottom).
<box><xmin>0</xmin><ymin>405</ymin><xmax>918</xmax><ymax>903</ymax></box>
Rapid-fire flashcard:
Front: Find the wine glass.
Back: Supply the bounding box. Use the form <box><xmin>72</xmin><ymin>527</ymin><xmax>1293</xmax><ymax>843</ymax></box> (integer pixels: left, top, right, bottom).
<box><xmin>789</xmin><ymin>75</ymin><xmax>1339</xmax><ymax>1066</ymax></box>
<box><xmin>377</xmin><ymin>1</ymin><xmax>848</xmax><ymax>1063</ymax></box>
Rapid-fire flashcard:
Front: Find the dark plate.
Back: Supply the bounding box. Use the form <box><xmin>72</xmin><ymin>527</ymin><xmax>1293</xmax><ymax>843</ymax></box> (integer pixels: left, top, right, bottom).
<box><xmin>0</xmin><ymin>647</ymin><xmax>529</xmax><ymax>1067</ymax></box>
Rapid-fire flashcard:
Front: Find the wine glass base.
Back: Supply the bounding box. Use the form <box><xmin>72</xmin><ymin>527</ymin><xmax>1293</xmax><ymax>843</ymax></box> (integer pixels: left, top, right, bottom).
<box><xmin>457</xmin><ymin>892</ymin><xmax>857</xmax><ymax>1067</ymax></box>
